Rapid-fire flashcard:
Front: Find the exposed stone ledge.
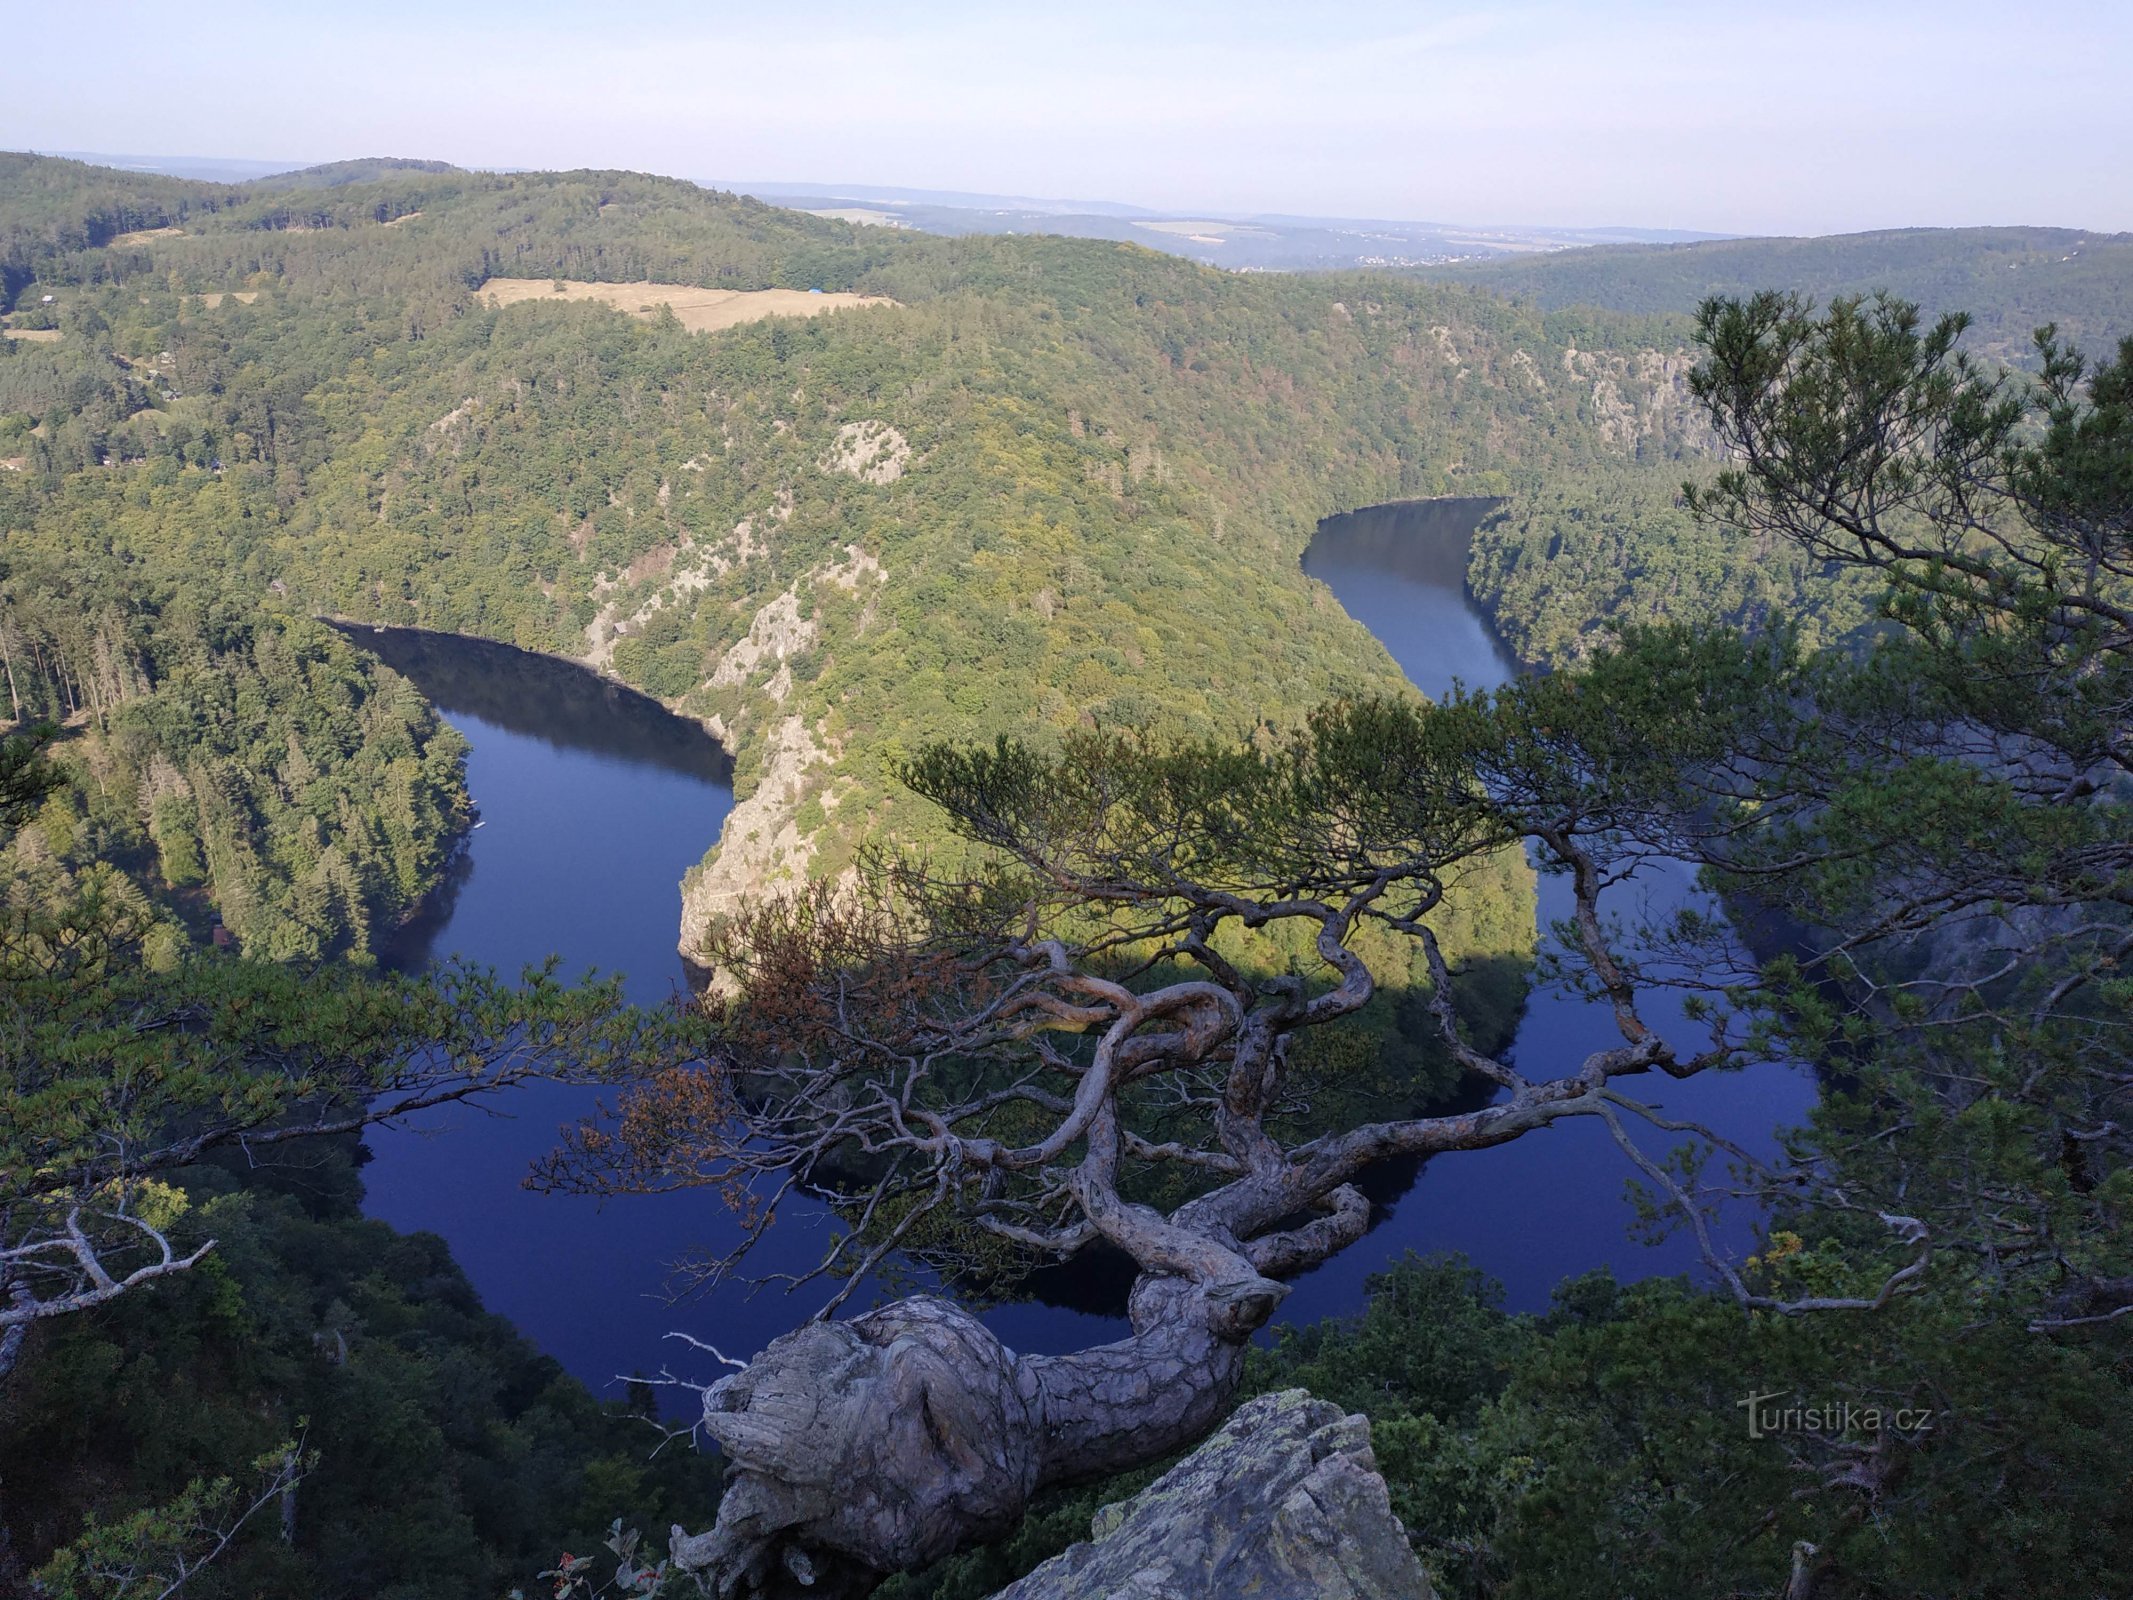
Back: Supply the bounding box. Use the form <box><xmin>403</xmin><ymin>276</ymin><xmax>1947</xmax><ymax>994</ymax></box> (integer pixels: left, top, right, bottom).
<box><xmin>987</xmin><ymin>1390</ymin><xmax>1433</xmax><ymax>1600</ymax></box>
<box><xmin>677</xmin><ymin>714</ymin><xmax>829</xmax><ymax>965</ymax></box>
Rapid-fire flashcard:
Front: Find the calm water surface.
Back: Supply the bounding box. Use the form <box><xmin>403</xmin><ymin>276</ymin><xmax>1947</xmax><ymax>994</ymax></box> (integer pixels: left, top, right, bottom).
<box><xmin>1294</xmin><ymin>501</ymin><xmax>1817</xmax><ymax>1313</ymax></box>
<box><xmin>353</xmin><ymin>504</ymin><xmax>1817</xmax><ymax>1393</ymax></box>
<box><xmin>350</xmin><ymin>630</ymin><xmax>1122</xmax><ymax>1405</ymax></box>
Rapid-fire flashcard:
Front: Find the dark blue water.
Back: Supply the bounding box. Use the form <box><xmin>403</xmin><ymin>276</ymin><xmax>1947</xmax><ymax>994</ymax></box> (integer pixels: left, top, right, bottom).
<box><xmin>351</xmin><ymin>630</ymin><xmax>1124</xmax><ymax>1405</ymax></box>
<box><xmin>1296</xmin><ymin>500</ymin><xmax>1816</xmax><ymax>1312</ymax></box>
<box><xmin>351</xmin><ymin>503</ymin><xmax>1815</xmax><ymax>1395</ymax></box>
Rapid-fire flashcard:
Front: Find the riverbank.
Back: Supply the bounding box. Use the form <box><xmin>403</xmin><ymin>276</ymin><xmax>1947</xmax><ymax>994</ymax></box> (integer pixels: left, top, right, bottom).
<box><xmin>345</xmin><ymin>496</ymin><xmax>1817</xmax><ymax>1405</ymax></box>
<box><xmin>1297</xmin><ymin>496</ymin><xmax>1818</xmax><ymax>1310</ymax></box>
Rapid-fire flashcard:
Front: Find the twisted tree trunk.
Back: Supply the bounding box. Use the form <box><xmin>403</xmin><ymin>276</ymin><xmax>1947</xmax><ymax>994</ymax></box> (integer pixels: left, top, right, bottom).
<box><xmin>672</xmin><ymin>1269</ymin><xmax>1281</xmax><ymax>1599</ymax></box>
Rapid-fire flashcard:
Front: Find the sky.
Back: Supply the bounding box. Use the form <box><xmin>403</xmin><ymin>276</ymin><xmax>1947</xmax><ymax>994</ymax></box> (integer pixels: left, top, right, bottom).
<box><xmin>6</xmin><ymin>0</ymin><xmax>2129</xmax><ymax>235</ymax></box>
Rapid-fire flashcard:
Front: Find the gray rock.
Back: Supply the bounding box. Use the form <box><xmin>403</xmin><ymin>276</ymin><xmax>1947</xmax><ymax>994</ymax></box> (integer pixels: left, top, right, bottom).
<box><xmin>988</xmin><ymin>1390</ymin><xmax>1433</xmax><ymax>1600</ymax></box>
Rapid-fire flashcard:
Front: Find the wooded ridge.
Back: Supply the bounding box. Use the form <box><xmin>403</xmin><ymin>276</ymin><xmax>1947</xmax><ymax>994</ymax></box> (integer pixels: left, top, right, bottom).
<box><xmin>1</xmin><ymin>151</ymin><xmax>1712</xmax><ymax>968</ymax></box>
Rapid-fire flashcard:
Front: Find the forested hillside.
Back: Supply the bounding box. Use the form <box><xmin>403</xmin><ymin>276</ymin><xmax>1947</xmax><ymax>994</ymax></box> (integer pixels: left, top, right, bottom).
<box><xmin>1465</xmin><ymin>467</ymin><xmax>1882</xmax><ymax>669</ymax></box>
<box><xmin>2</xmin><ymin>1138</ymin><xmax>721</xmax><ymax>1598</ymax></box>
<box><xmin>1410</xmin><ymin>225</ymin><xmax>2133</xmax><ymax>366</ymax></box>
<box><xmin>0</xmin><ymin>592</ymin><xmax>467</xmax><ymax>963</ymax></box>
<box><xmin>0</xmin><ymin>151</ymin><xmax>1711</xmax><ymax>968</ymax></box>
<box><xmin>9</xmin><ymin>148</ymin><xmax>2133</xmax><ymax>1600</ymax></box>
<box><xmin>1444</xmin><ymin>227</ymin><xmax>2133</xmax><ymax>668</ymax></box>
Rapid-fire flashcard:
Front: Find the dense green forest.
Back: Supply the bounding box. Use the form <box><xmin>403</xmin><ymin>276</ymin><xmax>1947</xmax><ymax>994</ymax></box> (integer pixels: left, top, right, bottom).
<box><xmin>0</xmin><ymin>150</ymin><xmax>1708</xmax><ymax>966</ymax></box>
<box><xmin>0</xmin><ymin>586</ymin><xmax>468</xmax><ymax>962</ymax></box>
<box><xmin>3</xmin><ymin>1138</ymin><xmax>722</xmax><ymax>1599</ymax></box>
<box><xmin>1410</xmin><ymin>225</ymin><xmax>2133</xmax><ymax>367</ymax></box>
<box><xmin>1420</xmin><ymin>226</ymin><xmax>2133</xmax><ymax>663</ymax></box>
<box><xmin>1464</xmin><ymin>467</ymin><xmax>1880</xmax><ymax>668</ymax></box>
<box><xmin>9</xmin><ymin>151</ymin><xmax>2130</xmax><ymax>1599</ymax></box>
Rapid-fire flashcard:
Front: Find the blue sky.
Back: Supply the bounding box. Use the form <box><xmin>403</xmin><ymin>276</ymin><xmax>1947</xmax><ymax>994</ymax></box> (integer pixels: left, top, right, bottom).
<box><xmin>7</xmin><ymin>0</ymin><xmax>2128</xmax><ymax>233</ymax></box>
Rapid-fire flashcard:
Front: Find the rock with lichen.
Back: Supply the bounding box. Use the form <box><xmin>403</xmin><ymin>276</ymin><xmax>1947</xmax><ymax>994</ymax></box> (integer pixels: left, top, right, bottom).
<box><xmin>987</xmin><ymin>1389</ymin><xmax>1432</xmax><ymax>1600</ymax></box>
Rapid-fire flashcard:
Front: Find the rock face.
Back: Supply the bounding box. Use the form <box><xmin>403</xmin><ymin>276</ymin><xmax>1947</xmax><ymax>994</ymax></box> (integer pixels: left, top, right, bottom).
<box><xmin>676</xmin><ymin>714</ymin><xmax>829</xmax><ymax>965</ymax></box>
<box><xmin>989</xmin><ymin>1390</ymin><xmax>1433</xmax><ymax>1600</ymax></box>
<box><xmin>674</xmin><ymin>544</ymin><xmax>885</xmax><ymax>966</ymax></box>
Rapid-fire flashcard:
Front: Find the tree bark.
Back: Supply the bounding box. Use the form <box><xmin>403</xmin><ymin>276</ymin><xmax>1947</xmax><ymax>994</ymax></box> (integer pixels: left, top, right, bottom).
<box><xmin>673</xmin><ymin>1271</ymin><xmax>1277</xmax><ymax>1599</ymax></box>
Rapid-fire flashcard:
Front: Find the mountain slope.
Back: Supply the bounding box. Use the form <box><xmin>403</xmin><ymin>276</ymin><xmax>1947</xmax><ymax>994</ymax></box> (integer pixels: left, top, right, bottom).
<box><xmin>1407</xmin><ymin>225</ymin><xmax>2133</xmax><ymax>364</ymax></box>
<box><xmin>2</xmin><ymin>155</ymin><xmax>1712</xmax><ymax>970</ymax></box>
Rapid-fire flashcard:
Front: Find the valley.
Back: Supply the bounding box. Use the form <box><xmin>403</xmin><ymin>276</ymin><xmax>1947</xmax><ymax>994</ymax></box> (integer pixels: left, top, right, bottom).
<box><xmin>4</xmin><ymin>141</ymin><xmax>2129</xmax><ymax>1600</ymax></box>
<box><xmin>338</xmin><ymin>498</ymin><xmax>1815</xmax><ymax>1405</ymax></box>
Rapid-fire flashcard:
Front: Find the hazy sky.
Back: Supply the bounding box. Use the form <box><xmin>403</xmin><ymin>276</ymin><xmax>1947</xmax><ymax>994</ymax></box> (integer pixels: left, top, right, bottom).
<box><xmin>8</xmin><ymin>0</ymin><xmax>2129</xmax><ymax>234</ymax></box>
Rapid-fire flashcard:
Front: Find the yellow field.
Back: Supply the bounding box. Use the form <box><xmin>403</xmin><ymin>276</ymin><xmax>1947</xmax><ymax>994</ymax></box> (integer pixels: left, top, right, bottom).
<box><xmin>2</xmin><ymin>328</ymin><xmax>60</xmax><ymax>342</ymax></box>
<box><xmin>477</xmin><ymin>279</ymin><xmax>895</xmax><ymax>333</ymax></box>
<box><xmin>109</xmin><ymin>226</ymin><xmax>185</xmax><ymax>246</ymax></box>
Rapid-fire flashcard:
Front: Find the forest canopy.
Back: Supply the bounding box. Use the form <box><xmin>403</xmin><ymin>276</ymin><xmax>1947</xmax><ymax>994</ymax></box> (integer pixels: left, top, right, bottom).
<box><xmin>5</xmin><ymin>146</ymin><xmax>2131</xmax><ymax>1600</ymax></box>
<box><xmin>0</xmin><ymin>150</ymin><xmax>1712</xmax><ymax>963</ymax></box>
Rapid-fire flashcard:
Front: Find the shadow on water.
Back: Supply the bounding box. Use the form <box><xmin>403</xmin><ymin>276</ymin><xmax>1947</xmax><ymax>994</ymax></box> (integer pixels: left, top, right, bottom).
<box><xmin>1307</xmin><ymin>497</ymin><xmax>1504</xmax><ymax>594</ymax></box>
<box><xmin>1303</xmin><ymin>497</ymin><xmax>1518</xmax><ymax>700</ymax></box>
<box><xmin>1278</xmin><ymin>497</ymin><xmax>1820</xmax><ymax>1320</ymax></box>
<box><xmin>331</xmin><ymin>623</ymin><xmax>733</xmax><ymax>784</ymax></box>
<box><xmin>336</xmin><ymin>625</ymin><xmax>1128</xmax><ymax>1402</ymax></box>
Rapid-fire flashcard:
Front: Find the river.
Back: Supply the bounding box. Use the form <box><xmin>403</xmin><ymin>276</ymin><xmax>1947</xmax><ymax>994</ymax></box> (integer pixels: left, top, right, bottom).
<box><xmin>1295</xmin><ymin>500</ymin><xmax>1817</xmax><ymax>1311</ymax></box>
<box><xmin>352</xmin><ymin>499</ymin><xmax>1816</xmax><ymax>1400</ymax></box>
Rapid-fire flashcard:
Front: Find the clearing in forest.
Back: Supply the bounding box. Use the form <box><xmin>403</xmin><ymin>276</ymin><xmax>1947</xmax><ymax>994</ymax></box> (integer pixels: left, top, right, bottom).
<box><xmin>2</xmin><ymin>328</ymin><xmax>60</xmax><ymax>342</ymax></box>
<box><xmin>109</xmin><ymin>226</ymin><xmax>185</xmax><ymax>246</ymax></box>
<box><xmin>477</xmin><ymin>279</ymin><xmax>896</xmax><ymax>332</ymax></box>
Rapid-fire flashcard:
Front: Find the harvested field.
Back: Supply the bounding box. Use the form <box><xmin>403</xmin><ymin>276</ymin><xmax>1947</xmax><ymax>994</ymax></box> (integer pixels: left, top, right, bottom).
<box><xmin>2</xmin><ymin>328</ymin><xmax>60</xmax><ymax>342</ymax></box>
<box><xmin>478</xmin><ymin>279</ymin><xmax>895</xmax><ymax>333</ymax></box>
<box><xmin>803</xmin><ymin>207</ymin><xmax>907</xmax><ymax>228</ymax></box>
<box><xmin>109</xmin><ymin>226</ymin><xmax>185</xmax><ymax>246</ymax></box>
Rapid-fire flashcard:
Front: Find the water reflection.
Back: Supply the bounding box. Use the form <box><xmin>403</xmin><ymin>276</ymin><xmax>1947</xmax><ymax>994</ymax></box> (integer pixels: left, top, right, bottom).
<box><xmin>332</xmin><ymin>624</ymin><xmax>732</xmax><ymax>784</ymax></box>
<box><xmin>1285</xmin><ymin>499</ymin><xmax>1818</xmax><ymax>1318</ymax></box>
<box><xmin>343</xmin><ymin>628</ymin><xmax>1126</xmax><ymax>1402</ymax></box>
<box><xmin>338</xmin><ymin>510</ymin><xmax>1817</xmax><ymax>1388</ymax></box>
<box><xmin>1303</xmin><ymin>498</ymin><xmax>1519</xmax><ymax>699</ymax></box>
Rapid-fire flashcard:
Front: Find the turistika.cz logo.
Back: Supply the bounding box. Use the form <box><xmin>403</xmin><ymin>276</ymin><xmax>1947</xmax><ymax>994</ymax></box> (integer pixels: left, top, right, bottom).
<box><xmin>1737</xmin><ymin>1391</ymin><xmax>1934</xmax><ymax>1440</ymax></box>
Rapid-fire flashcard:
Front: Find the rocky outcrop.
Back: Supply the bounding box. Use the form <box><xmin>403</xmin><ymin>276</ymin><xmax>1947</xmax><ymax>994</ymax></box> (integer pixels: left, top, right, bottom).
<box><xmin>990</xmin><ymin>1390</ymin><xmax>1432</xmax><ymax>1600</ymax></box>
<box><xmin>709</xmin><ymin>590</ymin><xmax>815</xmax><ymax>695</ymax></box>
<box><xmin>674</xmin><ymin>544</ymin><xmax>886</xmax><ymax>963</ymax></box>
<box><xmin>821</xmin><ymin>420</ymin><xmax>910</xmax><ymax>485</ymax></box>
<box><xmin>677</xmin><ymin>714</ymin><xmax>830</xmax><ymax>964</ymax></box>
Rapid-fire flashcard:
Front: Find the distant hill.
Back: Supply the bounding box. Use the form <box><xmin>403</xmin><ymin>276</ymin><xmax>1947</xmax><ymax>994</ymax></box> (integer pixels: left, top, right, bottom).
<box><xmin>1407</xmin><ymin>227</ymin><xmax>2133</xmax><ymax>364</ymax></box>
<box><xmin>710</xmin><ymin>178</ymin><xmax>1165</xmax><ymax>218</ymax></box>
<box><xmin>41</xmin><ymin>149</ymin><xmax>303</xmax><ymax>183</ymax></box>
<box><xmin>735</xmin><ymin>185</ymin><xmax>1725</xmax><ymax>274</ymax></box>
<box><xmin>0</xmin><ymin>152</ymin><xmax>243</xmax><ymax>305</ymax></box>
<box><xmin>27</xmin><ymin>153</ymin><xmax>1726</xmax><ymax>273</ymax></box>
<box><xmin>250</xmin><ymin>157</ymin><xmax>466</xmax><ymax>190</ymax></box>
